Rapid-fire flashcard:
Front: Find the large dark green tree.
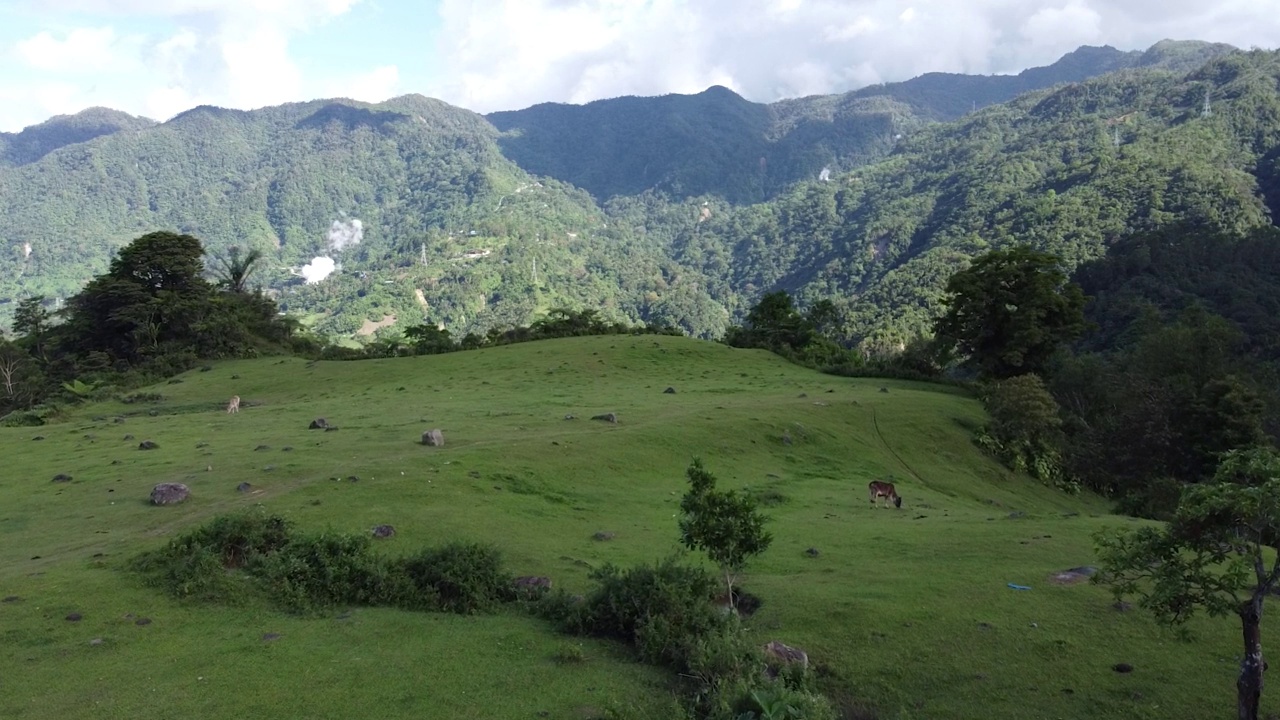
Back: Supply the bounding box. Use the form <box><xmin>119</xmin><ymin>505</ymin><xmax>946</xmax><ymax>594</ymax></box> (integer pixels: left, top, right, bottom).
<box><xmin>1096</xmin><ymin>447</ymin><xmax>1280</xmax><ymax>720</ymax></box>
<box><xmin>57</xmin><ymin>232</ymin><xmax>212</xmax><ymax>362</ymax></box>
<box><xmin>933</xmin><ymin>246</ymin><xmax>1086</xmax><ymax>379</ymax></box>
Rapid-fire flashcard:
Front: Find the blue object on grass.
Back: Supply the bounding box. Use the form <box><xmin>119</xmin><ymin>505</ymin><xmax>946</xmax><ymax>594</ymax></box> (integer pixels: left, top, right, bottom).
<box><xmin>1007</xmin><ymin>583</ymin><xmax>1032</xmax><ymax>590</ymax></box>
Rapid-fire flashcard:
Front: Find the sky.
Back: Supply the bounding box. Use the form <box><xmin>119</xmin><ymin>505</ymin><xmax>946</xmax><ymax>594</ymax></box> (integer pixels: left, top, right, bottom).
<box><xmin>1</xmin><ymin>0</ymin><xmax>1278</xmax><ymax>133</ymax></box>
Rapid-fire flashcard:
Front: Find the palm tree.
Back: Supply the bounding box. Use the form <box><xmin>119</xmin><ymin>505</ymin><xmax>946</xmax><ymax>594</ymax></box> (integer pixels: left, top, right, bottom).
<box><xmin>212</xmin><ymin>246</ymin><xmax>264</xmax><ymax>293</ymax></box>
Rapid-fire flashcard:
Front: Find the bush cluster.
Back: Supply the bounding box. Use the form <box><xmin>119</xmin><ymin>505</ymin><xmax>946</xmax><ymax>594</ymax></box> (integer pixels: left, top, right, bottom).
<box><xmin>535</xmin><ymin>555</ymin><xmax>834</xmax><ymax>720</ymax></box>
<box><xmin>132</xmin><ymin>511</ymin><xmax>512</xmax><ymax>615</ymax></box>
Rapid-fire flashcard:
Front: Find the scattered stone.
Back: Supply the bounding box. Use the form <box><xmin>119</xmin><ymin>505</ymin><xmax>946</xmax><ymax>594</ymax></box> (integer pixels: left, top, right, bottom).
<box><xmin>253</xmin><ymin>444</ymin><xmax>271</xmax><ymax>451</ymax></box>
<box><xmin>148</xmin><ymin>410</ymin><xmax>159</xmax><ymax>417</ymax></box>
<box><xmin>1112</xmin><ymin>601</ymin><xmax>1132</xmax><ymax>612</ymax></box>
<box><xmin>123</xmin><ymin>434</ymin><xmax>134</xmax><ymax>441</ymax></box>
<box><xmin>51</xmin><ymin>473</ymin><xmax>72</xmax><ymax>483</ymax></box>
<box><xmin>336</xmin><ymin>612</ymin><xmax>352</xmax><ymax>620</ymax></box>
<box><xmin>110</xmin><ymin>460</ymin><xmax>121</xmax><ymax>465</ymax></box>
<box><xmin>324</xmin><ymin>426</ymin><xmax>339</xmax><ymax>432</ymax></box>
<box><xmin>138</xmin><ymin>440</ymin><xmax>159</xmax><ymax>450</ymax></box>
<box><xmin>564</xmin><ymin>414</ymin><xmax>576</xmax><ymax>420</ymax></box>
<box><xmin>797</xmin><ymin>393</ymin><xmax>807</xmax><ymax>398</ymax></box>
<box><xmin>309</xmin><ymin>418</ymin><xmax>329</xmax><ymax>430</ymax></box>
<box><xmin>422</xmin><ymin>429</ymin><xmax>445</xmax><ymax>446</ymax></box>
<box><xmin>281</xmin><ymin>446</ymin><xmax>293</xmax><ymax>452</ymax></box>
<box><xmin>663</xmin><ymin>387</ymin><xmax>676</xmax><ymax>394</ymax></box>
<box><xmin>592</xmin><ymin>531</ymin><xmax>616</xmax><ymax>541</ymax></box>
<box><xmin>31</xmin><ymin>435</ymin><xmax>44</xmax><ymax>441</ymax></box>
<box><xmin>781</xmin><ymin>432</ymin><xmax>793</xmax><ymax>446</ymax></box>
<box><xmin>826</xmin><ymin>389</ymin><xmax>835</xmax><ymax>393</ymax></box>
<box><xmin>763</xmin><ymin>640</ymin><xmax>809</xmax><ymax>668</ymax></box>
<box><xmin>804</xmin><ymin>547</ymin><xmax>820</xmax><ymax>557</ymax></box>
<box><xmin>66</xmin><ymin>612</ymin><xmax>83</xmax><ymax>622</ymax></box>
<box><xmin>262</xmin><ymin>465</ymin><xmax>275</xmax><ymax>472</ymax></box>
<box><xmin>236</xmin><ymin>482</ymin><xmax>253</xmax><ymax>493</ymax></box>
<box><xmin>590</xmin><ymin>412</ymin><xmax>618</xmax><ymax>424</ymax></box>
<box><xmin>1112</xmin><ymin>663</ymin><xmax>1134</xmax><ymax>674</ymax></box>
<box><xmin>231</xmin><ymin>374</ymin><xmax>240</xmax><ymax>380</ymax></box>
<box><xmin>150</xmin><ymin>483</ymin><xmax>190</xmax><ymax>506</ymax></box>
<box><xmin>879</xmin><ymin>387</ymin><xmax>889</xmax><ymax>393</ymax></box>
<box><xmin>347</xmin><ymin>476</ymin><xmax>360</xmax><ymax>483</ymax></box>
<box><xmin>371</xmin><ymin>525</ymin><xmax>396</xmax><ymax>539</ymax></box>
<box><xmin>89</xmin><ymin>638</ymin><xmax>104</xmax><ymax>646</ymax></box>
<box><xmin>514</xmin><ymin>576</ymin><xmax>553</xmax><ymax>596</ymax></box>
<box><xmin>1</xmin><ymin>596</ymin><xmax>20</xmax><ymax>603</ymax></box>
<box><xmin>167</xmin><ymin>378</ymin><xmax>183</xmax><ymax>384</ymax></box>
<box><xmin>196</xmin><ymin>442</ymin><xmax>209</xmax><ymax>448</ymax></box>
<box><xmin>262</xmin><ymin>633</ymin><xmax>282</xmax><ymax>642</ymax></box>
<box><xmin>113</xmin><ymin>417</ymin><xmax>125</xmax><ymax>423</ymax></box>
<box><xmin>1007</xmin><ymin>511</ymin><xmax>1027</xmax><ymax>519</ymax></box>
<box><xmin>135</xmin><ymin>617</ymin><xmax>152</xmax><ymax>626</ymax></box>
<box><xmin>200</xmin><ymin>365</ymin><xmax>213</xmax><ymax>372</ymax></box>
<box><xmin>468</xmin><ymin>470</ymin><xmax>481</xmax><ymax>478</ymax></box>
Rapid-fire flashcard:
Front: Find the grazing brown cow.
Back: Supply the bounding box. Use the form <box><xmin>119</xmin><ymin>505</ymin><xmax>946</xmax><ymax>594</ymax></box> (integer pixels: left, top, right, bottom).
<box><xmin>868</xmin><ymin>480</ymin><xmax>902</xmax><ymax>508</ymax></box>
<box><xmin>226</xmin><ymin>395</ymin><xmax>241</xmax><ymax>414</ymax></box>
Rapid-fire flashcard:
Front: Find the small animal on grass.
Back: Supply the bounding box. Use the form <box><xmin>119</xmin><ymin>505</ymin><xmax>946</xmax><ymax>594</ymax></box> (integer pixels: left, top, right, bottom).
<box><xmin>868</xmin><ymin>480</ymin><xmax>903</xmax><ymax>508</ymax></box>
<box><xmin>226</xmin><ymin>395</ymin><xmax>241</xmax><ymax>414</ymax></box>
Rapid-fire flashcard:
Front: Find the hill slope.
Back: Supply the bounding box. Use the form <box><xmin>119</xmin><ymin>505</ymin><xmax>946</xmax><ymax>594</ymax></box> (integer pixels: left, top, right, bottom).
<box><xmin>0</xmin><ymin>42</ymin><xmax>1269</xmax><ymax>348</ymax></box>
<box><xmin>1</xmin><ymin>335</ymin><xmax>1271</xmax><ymax>719</ymax></box>
<box><xmin>487</xmin><ymin>40</ymin><xmax>1236</xmax><ymax>203</ymax></box>
<box><xmin>0</xmin><ymin>107</ymin><xmax>156</xmax><ymax>167</ymax></box>
<box><xmin>644</xmin><ymin>48</ymin><xmax>1280</xmax><ymax>350</ymax></box>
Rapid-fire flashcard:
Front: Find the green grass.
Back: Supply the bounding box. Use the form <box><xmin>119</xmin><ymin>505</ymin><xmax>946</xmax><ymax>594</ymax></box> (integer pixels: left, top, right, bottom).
<box><xmin>2</xmin><ymin>335</ymin><xmax>1271</xmax><ymax>719</ymax></box>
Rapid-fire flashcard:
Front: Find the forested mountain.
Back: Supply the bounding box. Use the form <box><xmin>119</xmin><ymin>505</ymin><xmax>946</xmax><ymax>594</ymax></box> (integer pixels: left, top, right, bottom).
<box><xmin>0</xmin><ymin>107</ymin><xmax>156</xmax><ymax>167</ymax></box>
<box><xmin>0</xmin><ymin>40</ymin><xmax>1275</xmax><ymax>351</ymax></box>
<box><xmin>487</xmin><ymin>40</ymin><xmax>1236</xmax><ymax>203</ymax></box>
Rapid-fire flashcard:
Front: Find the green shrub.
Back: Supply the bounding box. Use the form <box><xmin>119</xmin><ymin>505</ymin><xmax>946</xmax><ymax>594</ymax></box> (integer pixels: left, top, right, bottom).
<box><xmin>545</xmin><ymin>555</ymin><xmax>727</xmax><ymax>672</ymax></box>
<box><xmin>253</xmin><ymin>532</ymin><xmax>404</xmax><ymax>613</ymax></box>
<box><xmin>551</xmin><ymin>642</ymin><xmax>586</xmax><ymax>664</ymax></box>
<box><xmin>0</xmin><ymin>410</ymin><xmax>45</xmax><ymax>426</ymax></box>
<box><xmin>131</xmin><ymin>511</ymin><xmax>295</xmax><ymax>603</ymax></box>
<box><xmin>399</xmin><ymin>542</ymin><xmax>513</xmax><ymax>614</ymax></box>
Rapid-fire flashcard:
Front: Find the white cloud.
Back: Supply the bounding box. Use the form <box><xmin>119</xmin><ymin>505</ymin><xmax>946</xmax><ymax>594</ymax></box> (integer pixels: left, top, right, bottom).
<box><xmin>325</xmin><ymin>65</ymin><xmax>401</xmax><ymax>103</ymax></box>
<box><xmin>1020</xmin><ymin>1</ymin><xmax>1104</xmax><ymax>59</ymax></box>
<box><xmin>4</xmin><ymin>0</ymin><xmax>1280</xmax><ymax>133</ymax></box>
<box><xmin>0</xmin><ymin>0</ymin><xmax>367</xmax><ymax>130</ymax></box>
<box><xmin>14</xmin><ymin>27</ymin><xmax>133</xmax><ymax>72</ymax></box>
<box><xmin>426</xmin><ymin>0</ymin><xmax>1280</xmax><ymax>114</ymax></box>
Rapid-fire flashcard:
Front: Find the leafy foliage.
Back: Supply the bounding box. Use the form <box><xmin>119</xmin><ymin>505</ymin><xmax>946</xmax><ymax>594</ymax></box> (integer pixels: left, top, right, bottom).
<box><xmin>132</xmin><ymin>511</ymin><xmax>511</xmax><ymax>615</ymax></box>
<box><xmin>679</xmin><ymin>460</ymin><xmax>774</xmax><ymax>604</ymax></box>
<box><xmin>977</xmin><ymin>374</ymin><xmax>1074</xmax><ymax>491</ymax></box>
<box><xmin>1095</xmin><ymin>447</ymin><xmax>1280</xmax><ymax>720</ymax></box>
<box><xmin>933</xmin><ymin>246</ymin><xmax>1086</xmax><ymax>380</ymax></box>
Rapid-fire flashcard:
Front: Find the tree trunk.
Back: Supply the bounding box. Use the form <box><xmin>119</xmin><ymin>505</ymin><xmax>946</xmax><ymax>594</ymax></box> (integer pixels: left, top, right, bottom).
<box><xmin>724</xmin><ymin>571</ymin><xmax>736</xmax><ymax>616</ymax></box>
<box><xmin>1239</xmin><ymin>596</ymin><xmax>1265</xmax><ymax>720</ymax></box>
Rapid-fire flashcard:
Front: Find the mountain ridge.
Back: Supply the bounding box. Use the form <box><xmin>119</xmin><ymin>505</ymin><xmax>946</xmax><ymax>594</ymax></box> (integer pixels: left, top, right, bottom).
<box><xmin>1</xmin><ymin>40</ymin><xmax>1274</xmax><ymax>353</ymax></box>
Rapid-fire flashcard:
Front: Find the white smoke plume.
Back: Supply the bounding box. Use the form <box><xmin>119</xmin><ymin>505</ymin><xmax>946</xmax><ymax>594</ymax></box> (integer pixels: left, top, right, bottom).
<box><xmin>301</xmin><ymin>256</ymin><xmax>336</xmax><ymax>284</ymax></box>
<box><xmin>327</xmin><ymin>218</ymin><xmax>363</xmax><ymax>253</ymax></box>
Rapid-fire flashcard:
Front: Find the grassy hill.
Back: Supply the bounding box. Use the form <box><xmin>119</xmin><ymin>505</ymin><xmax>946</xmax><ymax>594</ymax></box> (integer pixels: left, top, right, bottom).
<box><xmin>1</xmin><ymin>335</ymin><xmax>1270</xmax><ymax>719</ymax></box>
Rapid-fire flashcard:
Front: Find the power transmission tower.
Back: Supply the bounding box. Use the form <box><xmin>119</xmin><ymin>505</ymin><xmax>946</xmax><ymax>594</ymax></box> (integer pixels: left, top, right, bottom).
<box><xmin>1202</xmin><ymin>88</ymin><xmax>1213</xmax><ymax>118</ymax></box>
<box><xmin>1113</xmin><ymin>127</ymin><xmax>1121</xmax><ymax>148</ymax></box>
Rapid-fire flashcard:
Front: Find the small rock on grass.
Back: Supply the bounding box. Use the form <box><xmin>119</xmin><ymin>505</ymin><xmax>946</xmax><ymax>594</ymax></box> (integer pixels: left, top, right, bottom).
<box><xmin>66</xmin><ymin>612</ymin><xmax>82</xmax><ymax>622</ymax></box>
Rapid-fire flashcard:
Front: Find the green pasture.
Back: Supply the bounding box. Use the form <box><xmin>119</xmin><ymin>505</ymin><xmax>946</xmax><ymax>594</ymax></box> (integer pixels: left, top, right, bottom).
<box><xmin>1</xmin><ymin>335</ymin><xmax>1267</xmax><ymax>719</ymax></box>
